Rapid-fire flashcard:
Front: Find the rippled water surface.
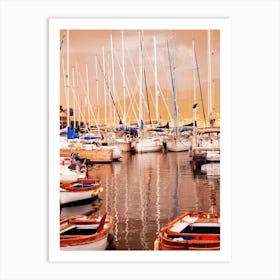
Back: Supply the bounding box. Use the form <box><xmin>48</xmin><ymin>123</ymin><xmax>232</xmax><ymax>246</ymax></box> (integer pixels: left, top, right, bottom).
<box><xmin>60</xmin><ymin>152</ymin><xmax>220</xmax><ymax>250</ymax></box>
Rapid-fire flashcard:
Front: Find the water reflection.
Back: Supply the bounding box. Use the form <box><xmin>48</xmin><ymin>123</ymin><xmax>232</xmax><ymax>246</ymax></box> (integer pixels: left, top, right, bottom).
<box><xmin>60</xmin><ymin>152</ymin><xmax>220</xmax><ymax>250</ymax></box>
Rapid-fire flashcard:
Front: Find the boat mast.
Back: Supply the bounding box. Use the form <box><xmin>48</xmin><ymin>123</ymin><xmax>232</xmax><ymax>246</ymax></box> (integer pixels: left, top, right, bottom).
<box><xmin>75</xmin><ymin>64</ymin><xmax>81</xmax><ymax>128</ymax></box>
<box><xmin>102</xmin><ymin>47</ymin><xmax>107</xmax><ymax>126</ymax></box>
<box><xmin>167</xmin><ymin>32</ymin><xmax>177</xmax><ymax>136</ymax></box>
<box><xmin>72</xmin><ymin>67</ymin><xmax>76</xmax><ymax>129</ymax></box>
<box><xmin>142</xmin><ymin>39</ymin><xmax>152</xmax><ymax>126</ymax></box>
<box><xmin>172</xmin><ymin>32</ymin><xmax>177</xmax><ymax>136</ymax></box>
<box><xmin>138</xmin><ymin>31</ymin><xmax>143</xmax><ymax>130</ymax></box>
<box><xmin>208</xmin><ymin>29</ymin><xmax>214</xmax><ymax>127</ymax></box>
<box><xmin>107</xmin><ymin>54</ymin><xmax>112</xmax><ymax>128</ymax></box>
<box><xmin>192</xmin><ymin>39</ymin><xmax>197</xmax><ymax>147</ymax></box>
<box><xmin>194</xmin><ymin>38</ymin><xmax>207</xmax><ymax>127</ymax></box>
<box><xmin>154</xmin><ymin>35</ymin><xmax>159</xmax><ymax>125</ymax></box>
<box><xmin>66</xmin><ymin>29</ymin><xmax>70</xmax><ymax>128</ymax></box>
<box><xmin>110</xmin><ymin>34</ymin><xmax>118</xmax><ymax>128</ymax></box>
<box><xmin>85</xmin><ymin>63</ymin><xmax>90</xmax><ymax>129</ymax></box>
<box><xmin>95</xmin><ymin>55</ymin><xmax>100</xmax><ymax>125</ymax></box>
<box><xmin>121</xmin><ymin>31</ymin><xmax>126</xmax><ymax>126</ymax></box>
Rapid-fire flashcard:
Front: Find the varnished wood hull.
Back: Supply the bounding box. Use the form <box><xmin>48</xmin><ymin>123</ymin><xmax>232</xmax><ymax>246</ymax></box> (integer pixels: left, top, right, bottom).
<box><xmin>60</xmin><ymin>214</ymin><xmax>113</xmax><ymax>250</ymax></box>
<box><xmin>60</xmin><ymin>148</ymin><xmax>113</xmax><ymax>163</ymax></box>
<box><xmin>156</xmin><ymin>211</ymin><xmax>220</xmax><ymax>250</ymax></box>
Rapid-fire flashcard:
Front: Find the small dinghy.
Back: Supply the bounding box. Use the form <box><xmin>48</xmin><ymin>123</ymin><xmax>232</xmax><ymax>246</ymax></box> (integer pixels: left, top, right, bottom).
<box><xmin>60</xmin><ymin>178</ymin><xmax>103</xmax><ymax>206</ymax></box>
<box><xmin>60</xmin><ymin>212</ymin><xmax>114</xmax><ymax>250</ymax></box>
<box><xmin>154</xmin><ymin>211</ymin><xmax>220</xmax><ymax>250</ymax></box>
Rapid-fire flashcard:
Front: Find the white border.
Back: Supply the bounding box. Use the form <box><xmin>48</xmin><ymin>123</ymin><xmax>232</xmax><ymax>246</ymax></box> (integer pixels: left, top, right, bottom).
<box><xmin>1</xmin><ymin>1</ymin><xmax>279</xmax><ymax>279</ymax></box>
<box><xmin>49</xmin><ymin>18</ymin><xmax>231</xmax><ymax>262</ymax></box>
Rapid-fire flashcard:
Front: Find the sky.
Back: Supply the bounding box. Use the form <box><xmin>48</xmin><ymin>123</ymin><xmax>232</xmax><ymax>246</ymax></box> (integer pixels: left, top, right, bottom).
<box><xmin>60</xmin><ymin>29</ymin><xmax>220</xmax><ymax>127</ymax></box>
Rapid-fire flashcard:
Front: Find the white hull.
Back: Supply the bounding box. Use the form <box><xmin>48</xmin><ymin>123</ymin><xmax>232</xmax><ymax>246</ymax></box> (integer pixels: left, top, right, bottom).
<box><xmin>60</xmin><ymin>189</ymin><xmax>99</xmax><ymax>205</ymax></box>
<box><xmin>60</xmin><ymin>236</ymin><xmax>108</xmax><ymax>251</ymax></box>
<box><xmin>166</xmin><ymin>140</ymin><xmax>191</xmax><ymax>152</ymax></box>
<box><xmin>132</xmin><ymin>138</ymin><xmax>162</xmax><ymax>153</ymax></box>
<box><xmin>60</xmin><ymin>214</ymin><xmax>113</xmax><ymax>251</ymax></box>
<box><xmin>60</xmin><ymin>171</ymin><xmax>86</xmax><ymax>183</ymax></box>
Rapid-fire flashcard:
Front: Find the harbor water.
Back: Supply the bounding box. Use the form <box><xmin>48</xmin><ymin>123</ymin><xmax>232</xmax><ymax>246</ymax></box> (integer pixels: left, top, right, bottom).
<box><xmin>60</xmin><ymin>151</ymin><xmax>220</xmax><ymax>250</ymax></box>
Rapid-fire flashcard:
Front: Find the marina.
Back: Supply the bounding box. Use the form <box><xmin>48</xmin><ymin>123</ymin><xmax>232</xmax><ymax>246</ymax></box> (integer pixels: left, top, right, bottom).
<box><xmin>58</xmin><ymin>28</ymin><xmax>221</xmax><ymax>251</ymax></box>
<box><xmin>60</xmin><ymin>151</ymin><xmax>220</xmax><ymax>250</ymax></box>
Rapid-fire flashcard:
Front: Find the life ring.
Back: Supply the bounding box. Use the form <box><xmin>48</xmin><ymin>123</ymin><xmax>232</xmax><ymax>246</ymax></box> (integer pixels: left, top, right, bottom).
<box><xmin>61</xmin><ymin>157</ymin><xmax>72</xmax><ymax>166</ymax></box>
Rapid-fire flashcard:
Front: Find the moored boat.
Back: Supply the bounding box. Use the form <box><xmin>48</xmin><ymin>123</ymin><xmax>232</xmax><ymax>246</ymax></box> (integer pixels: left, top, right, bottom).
<box><xmin>60</xmin><ymin>178</ymin><xmax>103</xmax><ymax>205</ymax></box>
<box><xmin>131</xmin><ymin>137</ymin><xmax>162</xmax><ymax>153</ymax></box>
<box><xmin>165</xmin><ymin>138</ymin><xmax>191</xmax><ymax>152</ymax></box>
<box><xmin>60</xmin><ymin>212</ymin><xmax>114</xmax><ymax>250</ymax></box>
<box><xmin>155</xmin><ymin>211</ymin><xmax>220</xmax><ymax>250</ymax></box>
<box><xmin>60</xmin><ymin>147</ymin><xmax>113</xmax><ymax>163</ymax></box>
<box><xmin>191</xmin><ymin>127</ymin><xmax>220</xmax><ymax>165</ymax></box>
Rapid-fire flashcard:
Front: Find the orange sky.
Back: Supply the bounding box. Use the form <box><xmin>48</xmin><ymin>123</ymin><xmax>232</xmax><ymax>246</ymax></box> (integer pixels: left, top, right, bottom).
<box><xmin>60</xmin><ymin>29</ymin><xmax>220</xmax><ymax>126</ymax></box>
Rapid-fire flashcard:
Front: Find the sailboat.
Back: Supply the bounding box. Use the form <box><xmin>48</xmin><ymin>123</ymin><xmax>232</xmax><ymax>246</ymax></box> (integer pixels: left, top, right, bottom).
<box><xmin>191</xmin><ymin>31</ymin><xmax>220</xmax><ymax>165</ymax></box>
<box><xmin>60</xmin><ymin>37</ymin><xmax>114</xmax><ymax>163</ymax></box>
<box><xmin>132</xmin><ymin>31</ymin><xmax>163</xmax><ymax>153</ymax></box>
<box><xmin>165</xmin><ymin>32</ymin><xmax>191</xmax><ymax>152</ymax></box>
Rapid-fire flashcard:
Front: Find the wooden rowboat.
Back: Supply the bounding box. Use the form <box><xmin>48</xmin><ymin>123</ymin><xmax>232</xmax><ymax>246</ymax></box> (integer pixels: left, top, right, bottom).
<box><xmin>155</xmin><ymin>211</ymin><xmax>220</xmax><ymax>250</ymax></box>
<box><xmin>60</xmin><ymin>178</ymin><xmax>103</xmax><ymax>205</ymax></box>
<box><xmin>60</xmin><ymin>212</ymin><xmax>114</xmax><ymax>250</ymax></box>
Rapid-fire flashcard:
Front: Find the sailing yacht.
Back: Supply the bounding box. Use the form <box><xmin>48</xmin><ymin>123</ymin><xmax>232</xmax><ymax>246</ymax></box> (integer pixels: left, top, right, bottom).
<box><xmin>165</xmin><ymin>32</ymin><xmax>191</xmax><ymax>152</ymax></box>
<box><xmin>191</xmin><ymin>31</ymin><xmax>220</xmax><ymax>164</ymax></box>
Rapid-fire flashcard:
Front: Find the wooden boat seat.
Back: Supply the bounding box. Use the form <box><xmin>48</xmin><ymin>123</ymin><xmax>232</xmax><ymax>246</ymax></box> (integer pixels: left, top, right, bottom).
<box><xmin>167</xmin><ymin>233</ymin><xmax>220</xmax><ymax>241</ymax></box>
<box><xmin>169</xmin><ymin>216</ymin><xmax>198</xmax><ymax>233</ymax></box>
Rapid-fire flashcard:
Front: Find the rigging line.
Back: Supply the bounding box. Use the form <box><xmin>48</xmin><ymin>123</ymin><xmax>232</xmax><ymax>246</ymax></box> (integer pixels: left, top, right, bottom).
<box><xmin>110</xmin><ymin>49</ymin><xmax>124</xmax><ymax>118</ymax></box>
<box><xmin>193</xmin><ymin>43</ymin><xmax>207</xmax><ymax>127</ymax></box>
<box><xmin>140</xmin><ymin>39</ymin><xmax>152</xmax><ymax>125</ymax></box>
<box><xmin>114</xmin><ymin>47</ymin><xmax>140</xmax><ymax>121</ymax></box>
<box><xmin>124</xmin><ymin>42</ymin><xmax>153</xmax><ymax>122</ymax></box>
<box><xmin>96</xmin><ymin>55</ymin><xmax>123</xmax><ymax>125</ymax></box>
<box><xmin>141</xmin><ymin>38</ymin><xmax>173</xmax><ymax>122</ymax></box>
<box><xmin>167</xmin><ymin>36</ymin><xmax>177</xmax><ymax>134</ymax></box>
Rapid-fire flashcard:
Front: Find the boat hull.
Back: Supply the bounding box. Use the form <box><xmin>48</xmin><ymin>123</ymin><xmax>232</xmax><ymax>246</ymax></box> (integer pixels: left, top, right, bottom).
<box><xmin>166</xmin><ymin>140</ymin><xmax>191</xmax><ymax>152</ymax></box>
<box><xmin>60</xmin><ymin>166</ymin><xmax>86</xmax><ymax>183</ymax></box>
<box><xmin>132</xmin><ymin>138</ymin><xmax>162</xmax><ymax>153</ymax></box>
<box><xmin>156</xmin><ymin>211</ymin><xmax>220</xmax><ymax>250</ymax></box>
<box><xmin>60</xmin><ymin>179</ymin><xmax>102</xmax><ymax>205</ymax></box>
<box><xmin>60</xmin><ymin>189</ymin><xmax>101</xmax><ymax>205</ymax></box>
<box><xmin>60</xmin><ymin>148</ymin><xmax>113</xmax><ymax>163</ymax></box>
<box><xmin>60</xmin><ymin>214</ymin><xmax>114</xmax><ymax>250</ymax></box>
<box><xmin>60</xmin><ymin>236</ymin><xmax>108</xmax><ymax>250</ymax></box>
